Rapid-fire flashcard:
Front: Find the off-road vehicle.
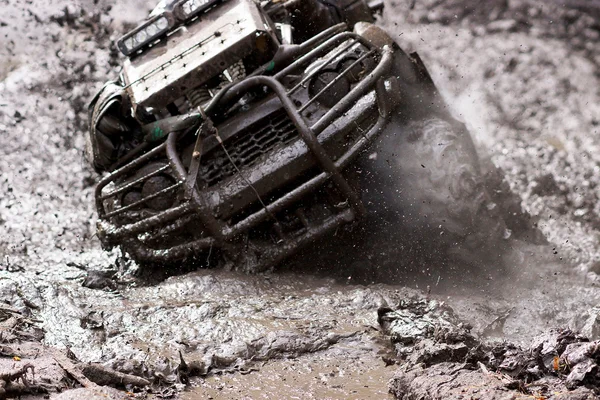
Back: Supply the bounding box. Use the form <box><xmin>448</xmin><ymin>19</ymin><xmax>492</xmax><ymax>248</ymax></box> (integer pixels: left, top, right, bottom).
<box><xmin>87</xmin><ymin>0</ymin><xmax>512</xmax><ymax>271</ymax></box>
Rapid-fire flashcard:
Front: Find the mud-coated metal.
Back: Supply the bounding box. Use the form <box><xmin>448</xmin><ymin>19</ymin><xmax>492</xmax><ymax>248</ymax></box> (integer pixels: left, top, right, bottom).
<box><xmin>298</xmin><ymin>49</ymin><xmax>377</xmax><ymax>112</ymax></box>
<box><xmin>121</xmin><ymin>0</ymin><xmax>279</xmax><ymax>111</ymax></box>
<box><xmin>96</xmin><ymin>142</ymin><xmax>169</xmax><ymax>216</ymax></box>
<box><xmin>95</xmin><ymin>29</ymin><xmax>395</xmax><ymax>268</ymax></box>
<box><xmin>166</xmin><ymin>131</ymin><xmax>228</xmax><ymax>246</ymax></box>
<box><xmin>212</xmin><ymin>75</ymin><xmax>366</xmax><ymax>217</ymax></box>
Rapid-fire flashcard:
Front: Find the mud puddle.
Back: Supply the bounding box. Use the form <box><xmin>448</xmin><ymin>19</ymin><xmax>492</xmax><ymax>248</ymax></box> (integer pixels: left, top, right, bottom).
<box><xmin>184</xmin><ymin>335</ymin><xmax>394</xmax><ymax>399</ymax></box>
<box><xmin>4</xmin><ymin>261</ymin><xmax>422</xmax><ymax>394</ymax></box>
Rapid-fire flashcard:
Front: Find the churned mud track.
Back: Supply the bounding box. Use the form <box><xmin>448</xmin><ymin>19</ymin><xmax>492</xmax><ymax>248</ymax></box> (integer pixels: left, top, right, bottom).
<box><xmin>1</xmin><ymin>0</ymin><xmax>600</xmax><ymax>398</ymax></box>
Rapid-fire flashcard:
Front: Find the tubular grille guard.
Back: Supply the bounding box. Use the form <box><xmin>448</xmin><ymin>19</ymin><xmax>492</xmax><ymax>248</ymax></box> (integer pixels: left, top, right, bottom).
<box><xmin>95</xmin><ymin>31</ymin><xmax>394</xmax><ymax>264</ymax></box>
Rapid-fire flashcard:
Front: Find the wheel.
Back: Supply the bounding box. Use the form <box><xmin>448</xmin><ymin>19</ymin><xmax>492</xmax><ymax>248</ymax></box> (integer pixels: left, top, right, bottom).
<box><xmin>355</xmin><ymin>116</ymin><xmax>510</xmax><ymax>269</ymax></box>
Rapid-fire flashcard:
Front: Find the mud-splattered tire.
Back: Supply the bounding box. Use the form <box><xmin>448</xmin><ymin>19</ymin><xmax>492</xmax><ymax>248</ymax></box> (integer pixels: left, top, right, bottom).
<box><xmin>357</xmin><ymin>116</ymin><xmax>509</xmax><ymax>267</ymax></box>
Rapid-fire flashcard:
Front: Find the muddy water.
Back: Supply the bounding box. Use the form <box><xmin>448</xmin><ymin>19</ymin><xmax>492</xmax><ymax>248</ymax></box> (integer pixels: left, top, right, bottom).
<box><xmin>184</xmin><ymin>346</ymin><xmax>394</xmax><ymax>399</ymax></box>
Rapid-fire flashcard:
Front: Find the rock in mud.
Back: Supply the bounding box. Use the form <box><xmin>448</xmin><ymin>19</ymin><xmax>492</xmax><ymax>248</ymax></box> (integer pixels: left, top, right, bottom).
<box><xmin>380</xmin><ymin>302</ymin><xmax>600</xmax><ymax>399</ymax></box>
<box><xmin>82</xmin><ymin>270</ymin><xmax>117</xmax><ymax>291</ymax></box>
<box><xmin>580</xmin><ymin>307</ymin><xmax>600</xmax><ymax>340</ymax></box>
<box><xmin>0</xmin><ymin>307</ymin><xmax>71</xmax><ymax>399</ymax></box>
<box><xmin>560</xmin><ymin>341</ymin><xmax>600</xmax><ymax>389</ymax></box>
<box><xmin>390</xmin><ymin>363</ymin><xmax>596</xmax><ymax>400</ymax></box>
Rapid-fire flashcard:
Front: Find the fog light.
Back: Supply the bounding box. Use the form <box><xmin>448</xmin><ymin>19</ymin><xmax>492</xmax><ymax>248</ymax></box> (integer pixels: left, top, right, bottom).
<box><xmin>309</xmin><ymin>71</ymin><xmax>350</xmax><ymax>109</ymax></box>
<box><xmin>142</xmin><ymin>175</ymin><xmax>176</xmax><ymax>211</ymax></box>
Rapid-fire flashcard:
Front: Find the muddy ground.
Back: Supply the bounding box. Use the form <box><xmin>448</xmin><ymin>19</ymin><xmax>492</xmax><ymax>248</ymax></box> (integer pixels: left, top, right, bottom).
<box><xmin>1</xmin><ymin>0</ymin><xmax>600</xmax><ymax>398</ymax></box>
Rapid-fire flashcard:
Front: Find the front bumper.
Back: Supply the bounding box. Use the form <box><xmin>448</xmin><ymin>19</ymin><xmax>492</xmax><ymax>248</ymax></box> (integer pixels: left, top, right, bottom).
<box><xmin>95</xmin><ymin>31</ymin><xmax>396</xmax><ymax>269</ymax></box>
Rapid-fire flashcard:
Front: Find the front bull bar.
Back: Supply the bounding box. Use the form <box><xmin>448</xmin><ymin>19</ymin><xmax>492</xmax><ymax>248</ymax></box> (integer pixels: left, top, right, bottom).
<box><xmin>95</xmin><ymin>35</ymin><xmax>394</xmax><ymax>266</ymax></box>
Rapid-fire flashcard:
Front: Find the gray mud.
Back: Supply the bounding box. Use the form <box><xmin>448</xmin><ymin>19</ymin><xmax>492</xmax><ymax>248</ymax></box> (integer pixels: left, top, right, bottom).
<box><xmin>381</xmin><ymin>299</ymin><xmax>600</xmax><ymax>399</ymax></box>
<box><xmin>1</xmin><ymin>0</ymin><xmax>600</xmax><ymax>398</ymax></box>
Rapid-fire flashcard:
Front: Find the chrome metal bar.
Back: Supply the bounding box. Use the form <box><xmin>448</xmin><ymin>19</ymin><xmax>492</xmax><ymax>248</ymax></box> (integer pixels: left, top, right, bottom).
<box><xmin>225</xmin><ymin>171</ymin><xmax>330</xmax><ymax>238</ymax></box>
<box><xmin>274</xmin><ymin>32</ymin><xmax>372</xmax><ymax>80</ymax></box>
<box><xmin>297</xmin><ymin>23</ymin><xmax>348</xmax><ymax>53</ymax></box>
<box><xmin>138</xmin><ymin>214</ymin><xmax>199</xmax><ymax>244</ymax></box>
<box><xmin>101</xmin><ymin>203</ymin><xmax>194</xmax><ymax>240</ymax></box>
<box><xmin>336</xmin><ymin>81</ymin><xmax>391</xmax><ymax>169</ymax></box>
<box><xmin>129</xmin><ymin>236</ymin><xmax>216</xmax><ymax>263</ymax></box>
<box><xmin>109</xmin><ymin>142</ymin><xmax>151</xmax><ymax>171</ymax></box>
<box><xmin>166</xmin><ymin>131</ymin><xmax>228</xmax><ymax>243</ymax></box>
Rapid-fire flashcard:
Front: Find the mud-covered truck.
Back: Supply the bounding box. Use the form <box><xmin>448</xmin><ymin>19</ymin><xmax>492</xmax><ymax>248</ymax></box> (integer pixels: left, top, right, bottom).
<box><xmin>87</xmin><ymin>0</ymin><xmax>510</xmax><ymax>271</ymax></box>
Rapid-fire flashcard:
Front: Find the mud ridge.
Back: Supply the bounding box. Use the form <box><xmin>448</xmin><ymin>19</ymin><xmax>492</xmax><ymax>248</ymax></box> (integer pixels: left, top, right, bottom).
<box><xmin>380</xmin><ymin>300</ymin><xmax>600</xmax><ymax>399</ymax></box>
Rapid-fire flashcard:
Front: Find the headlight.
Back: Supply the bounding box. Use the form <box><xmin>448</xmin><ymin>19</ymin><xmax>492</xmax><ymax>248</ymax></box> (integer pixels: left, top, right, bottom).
<box><xmin>174</xmin><ymin>0</ymin><xmax>221</xmax><ymax>20</ymax></box>
<box><xmin>117</xmin><ymin>13</ymin><xmax>174</xmax><ymax>56</ymax></box>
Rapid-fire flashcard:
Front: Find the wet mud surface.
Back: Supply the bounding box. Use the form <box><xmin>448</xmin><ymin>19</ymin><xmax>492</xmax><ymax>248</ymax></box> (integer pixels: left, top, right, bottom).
<box><xmin>183</xmin><ymin>334</ymin><xmax>394</xmax><ymax>399</ymax></box>
<box><xmin>1</xmin><ymin>0</ymin><xmax>600</xmax><ymax>398</ymax></box>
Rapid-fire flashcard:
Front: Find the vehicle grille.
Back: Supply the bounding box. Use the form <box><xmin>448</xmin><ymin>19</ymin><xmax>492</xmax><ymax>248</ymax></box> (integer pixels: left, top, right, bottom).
<box><xmin>198</xmin><ymin>110</ymin><xmax>298</xmax><ymax>187</ymax></box>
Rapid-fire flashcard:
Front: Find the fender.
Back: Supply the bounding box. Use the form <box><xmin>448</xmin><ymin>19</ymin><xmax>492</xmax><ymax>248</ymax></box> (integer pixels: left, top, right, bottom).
<box><xmin>86</xmin><ymin>81</ymin><xmax>127</xmax><ymax>172</ymax></box>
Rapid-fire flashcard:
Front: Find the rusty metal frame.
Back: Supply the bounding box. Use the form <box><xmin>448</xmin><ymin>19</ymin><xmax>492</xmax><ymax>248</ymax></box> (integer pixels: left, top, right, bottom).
<box><xmin>95</xmin><ymin>32</ymin><xmax>394</xmax><ymax>266</ymax></box>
